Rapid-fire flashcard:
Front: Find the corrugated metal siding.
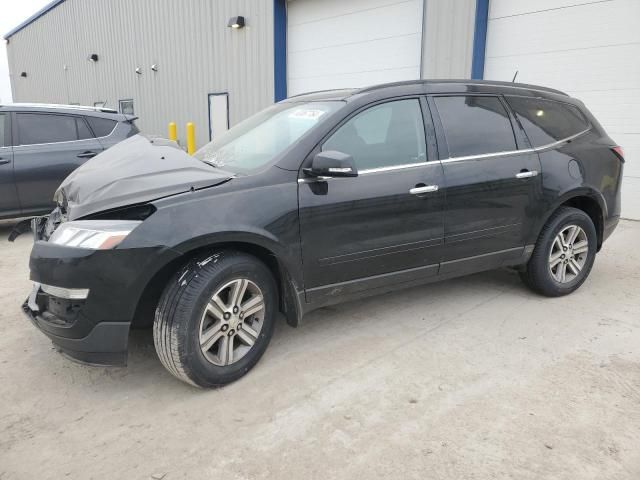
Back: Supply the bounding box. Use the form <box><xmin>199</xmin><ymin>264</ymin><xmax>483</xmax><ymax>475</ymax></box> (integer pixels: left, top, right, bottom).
<box><xmin>6</xmin><ymin>0</ymin><xmax>274</xmax><ymax>148</ymax></box>
<box><xmin>421</xmin><ymin>0</ymin><xmax>475</xmax><ymax>79</ymax></box>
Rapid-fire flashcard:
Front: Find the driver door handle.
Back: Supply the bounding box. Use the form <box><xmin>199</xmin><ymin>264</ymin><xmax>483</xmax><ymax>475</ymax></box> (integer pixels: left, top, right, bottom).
<box><xmin>515</xmin><ymin>170</ymin><xmax>538</xmax><ymax>179</ymax></box>
<box><xmin>410</xmin><ymin>185</ymin><xmax>439</xmax><ymax>195</ymax></box>
<box><xmin>0</xmin><ymin>158</ymin><xmax>10</xmax><ymax>165</ymax></box>
<box><xmin>77</xmin><ymin>151</ymin><xmax>98</xmax><ymax>159</ymax></box>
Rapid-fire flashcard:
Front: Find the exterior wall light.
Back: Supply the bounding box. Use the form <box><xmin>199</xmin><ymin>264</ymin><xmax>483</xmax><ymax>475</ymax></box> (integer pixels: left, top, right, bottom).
<box><xmin>135</xmin><ymin>67</ymin><xmax>142</xmax><ymax>75</ymax></box>
<box><xmin>20</xmin><ymin>72</ymin><xmax>27</xmax><ymax>78</ymax></box>
<box><xmin>228</xmin><ymin>16</ymin><xmax>245</xmax><ymax>29</ymax></box>
<box><xmin>151</xmin><ymin>64</ymin><xmax>158</xmax><ymax>72</ymax></box>
<box><xmin>88</xmin><ymin>53</ymin><xmax>99</xmax><ymax>62</ymax></box>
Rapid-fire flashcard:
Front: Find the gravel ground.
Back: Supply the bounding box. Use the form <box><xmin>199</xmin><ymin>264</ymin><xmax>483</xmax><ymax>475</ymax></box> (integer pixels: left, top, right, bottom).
<box><xmin>1</xmin><ymin>219</ymin><xmax>639</xmax><ymax>480</ymax></box>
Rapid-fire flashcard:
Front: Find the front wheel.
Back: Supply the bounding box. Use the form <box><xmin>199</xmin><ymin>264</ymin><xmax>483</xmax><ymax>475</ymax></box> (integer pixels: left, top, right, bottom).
<box><xmin>153</xmin><ymin>251</ymin><xmax>277</xmax><ymax>388</ymax></box>
<box><xmin>520</xmin><ymin>207</ymin><xmax>597</xmax><ymax>297</ymax></box>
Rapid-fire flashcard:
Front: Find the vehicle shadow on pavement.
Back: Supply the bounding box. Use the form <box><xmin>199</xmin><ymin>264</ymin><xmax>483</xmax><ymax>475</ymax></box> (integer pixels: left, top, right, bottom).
<box><xmin>1</xmin><ymin>217</ymin><xmax>532</xmax><ymax>392</ymax></box>
<box><xmin>119</xmin><ymin>266</ymin><xmax>528</xmax><ymax>390</ymax></box>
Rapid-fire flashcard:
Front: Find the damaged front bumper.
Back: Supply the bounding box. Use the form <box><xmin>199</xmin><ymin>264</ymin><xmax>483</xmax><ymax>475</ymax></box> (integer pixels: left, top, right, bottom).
<box><xmin>23</xmin><ymin>236</ymin><xmax>177</xmax><ymax>366</ymax></box>
<box><xmin>22</xmin><ymin>282</ymin><xmax>130</xmax><ymax>366</ymax></box>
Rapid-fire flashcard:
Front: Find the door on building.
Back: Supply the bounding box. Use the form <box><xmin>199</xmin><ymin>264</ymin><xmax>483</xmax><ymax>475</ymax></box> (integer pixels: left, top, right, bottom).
<box><xmin>483</xmin><ymin>0</ymin><xmax>640</xmax><ymax>218</ymax></box>
<box><xmin>298</xmin><ymin>97</ymin><xmax>445</xmax><ymax>302</ymax></box>
<box><xmin>0</xmin><ymin>112</ymin><xmax>20</xmax><ymax>218</ymax></box>
<box><xmin>12</xmin><ymin>112</ymin><xmax>105</xmax><ymax>214</ymax></box>
<box><xmin>208</xmin><ymin>93</ymin><xmax>229</xmax><ymax>141</ymax></box>
<box><xmin>430</xmin><ymin>94</ymin><xmax>542</xmax><ymax>273</ymax></box>
<box><xmin>286</xmin><ymin>0</ymin><xmax>424</xmax><ymax>96</ymax></box>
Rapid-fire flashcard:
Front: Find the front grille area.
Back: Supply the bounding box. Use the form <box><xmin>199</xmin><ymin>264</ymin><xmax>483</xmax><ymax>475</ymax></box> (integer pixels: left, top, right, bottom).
<box><xmin>33</xmin><ymin>290</ymin><xmax>85</xmax><ymax>327</ymax></box>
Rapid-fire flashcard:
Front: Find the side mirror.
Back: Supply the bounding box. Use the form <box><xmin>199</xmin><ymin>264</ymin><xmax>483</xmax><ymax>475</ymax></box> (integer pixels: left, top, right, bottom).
<box><xmin>304</xmin><ymin>150</ymin><xmax>358</xmax><ymax>178</ymax></box>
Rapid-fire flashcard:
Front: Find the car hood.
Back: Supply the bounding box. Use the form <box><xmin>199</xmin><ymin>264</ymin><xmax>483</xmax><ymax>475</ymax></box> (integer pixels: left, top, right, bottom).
<box><xmin>56</xmin><ymin>134</ymin><xmax>233</xmax><ymax>220</ymax></box>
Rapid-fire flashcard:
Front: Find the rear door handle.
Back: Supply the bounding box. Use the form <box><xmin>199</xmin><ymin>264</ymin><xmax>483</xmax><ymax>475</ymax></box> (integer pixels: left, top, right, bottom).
<box><xmin>410</xmin><ymin>185</ymin><xmax>439</xmax><ymax>195</ymax></box>
<box><xmin>77</xmin><ymin>151</ymin><xmax>98</xmax><ymax>159</ymax></box>
<box><xmin>515</xmin><ymin>170</ymin><xmax>538</xmax><ymax>179</ymax></box>
<box><xmin>0</xmin><ymin>158</ymin><xmax>10</xmax><ymax>165</ymax></box>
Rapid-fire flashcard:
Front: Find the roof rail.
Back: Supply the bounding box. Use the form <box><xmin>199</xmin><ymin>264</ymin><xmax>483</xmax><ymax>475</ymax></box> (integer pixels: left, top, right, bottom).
<box><xmin>357</xmin><ymin>79</ymin><xmax>568</xmax><ymax>96</ymax></box>
<box><xmin>285</xmin><ymin>88</ymin><xmax>356</xmax><ymax>100</ymax></box>
<box><xmin>5</xmin><ymin>103</ymin><xmax>119</xmax><ymax>113</ymax></box>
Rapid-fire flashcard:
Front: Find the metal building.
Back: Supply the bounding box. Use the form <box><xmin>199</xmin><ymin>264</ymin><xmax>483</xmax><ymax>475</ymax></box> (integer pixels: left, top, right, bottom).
<box><xmin>4</xmin><ymin>0</ymin><xmax>478</xmax><ymax>148</ymax></box>
<box><xmin>5</xmin><ymin>0</ymin><xmax>638</xmax><ymax>220</ymax></box>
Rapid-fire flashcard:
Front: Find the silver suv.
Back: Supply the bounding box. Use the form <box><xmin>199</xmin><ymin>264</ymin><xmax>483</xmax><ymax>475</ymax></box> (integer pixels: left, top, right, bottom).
<box><xmin>0</xmin><ymin>103</ymin><xmax>138</xmax><ymax>219</ymax></box>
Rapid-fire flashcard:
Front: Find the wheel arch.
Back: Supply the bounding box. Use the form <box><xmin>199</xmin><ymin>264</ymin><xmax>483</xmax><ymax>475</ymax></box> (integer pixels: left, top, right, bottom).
<box><xmin>538</xmin><ymin>189</ymin><xmax>606</xmax><ymax>251</ymax></box>
<box><xmin>131</xmin><ymin>234</ymin><xmax>304</xmax><ymax>330</ymax></box>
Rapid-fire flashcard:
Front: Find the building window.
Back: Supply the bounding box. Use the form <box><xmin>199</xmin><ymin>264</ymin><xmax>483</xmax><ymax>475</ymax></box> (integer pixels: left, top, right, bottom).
<box><xmin>119</xmin><ymin>99</ymin><xmax>134</xmax><ymax>116</ymax></box>
<box><xmin>93</xmin><ymin>101</ymin><xmax>106</xmax><ymax>108</ymax></box>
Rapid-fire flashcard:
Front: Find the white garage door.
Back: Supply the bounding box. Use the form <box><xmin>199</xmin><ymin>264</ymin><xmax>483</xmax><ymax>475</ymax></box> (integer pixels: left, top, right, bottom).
<box><xmin>484</xmin><ymin>0</ymin><xmax>640</xmax><ymax>219</ymax></box>
<box><xmin>287</xmin><ymin>0</ymin><xmax>424</xmax><ymax>96</ymax></box>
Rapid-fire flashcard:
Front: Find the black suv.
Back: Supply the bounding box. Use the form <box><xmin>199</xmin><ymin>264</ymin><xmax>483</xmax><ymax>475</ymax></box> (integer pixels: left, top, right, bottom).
<box><xmin>21</xmin><ymin>80</ymin><xmax>623</xmax><ymax>387</ymax></box>
<box><xmin>0</xmin><ymin>103</ymin><xmax>138</xmax><ymax>219</ymax></box>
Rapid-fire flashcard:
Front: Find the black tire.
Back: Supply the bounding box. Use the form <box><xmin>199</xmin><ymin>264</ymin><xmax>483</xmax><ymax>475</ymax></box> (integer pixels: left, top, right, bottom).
<box><xmin>520</xmin><ymin>206</ymin><xmax>597</xmax><ymax>297</ymax></box>
<box><xmin>153</xmin><ymin>250</ymin><xmax>277</xmax><ymax>388</ymax></box>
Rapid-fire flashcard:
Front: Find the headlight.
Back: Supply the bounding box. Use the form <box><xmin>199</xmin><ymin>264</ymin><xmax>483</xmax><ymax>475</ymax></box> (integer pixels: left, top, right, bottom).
<box><xmin>48</xmin><ymin>220</ymin><xmax>142</xmax><ymax>250</ymax></box>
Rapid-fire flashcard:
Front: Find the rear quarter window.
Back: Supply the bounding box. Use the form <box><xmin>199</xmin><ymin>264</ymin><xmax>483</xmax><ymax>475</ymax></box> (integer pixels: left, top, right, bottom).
<box><xmin>86</xmin><ymin>116</ymin><xmax>117</xmax><ymax>137</ymax></box>
<box><xmin>505</xmin><ymin>97</ymin><xmax>589</xmax><ymax>147</ymax></box>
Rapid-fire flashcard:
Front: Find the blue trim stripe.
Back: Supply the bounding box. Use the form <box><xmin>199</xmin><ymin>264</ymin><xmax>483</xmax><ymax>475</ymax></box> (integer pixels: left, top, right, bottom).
<box><xmin>4</xmin><ymin>0</ymin><xmax>66</xmax><ymax>39</ymax></box>
<box><xmin>471</xmin><ymin>0</ymin><xmax>489</xmax><ymax>80</ymax></box>
<box><xmin>273</xmin><ymin>0</ymin><xmax>287</xmax><ymax>101</ymax></box>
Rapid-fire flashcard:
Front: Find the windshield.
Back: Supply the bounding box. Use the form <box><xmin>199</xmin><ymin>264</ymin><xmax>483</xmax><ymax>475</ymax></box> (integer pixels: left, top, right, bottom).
<box><xmin>194</xmin><ymin>101</ymin><xmax>343</xmax><ymax>174</ymax></box>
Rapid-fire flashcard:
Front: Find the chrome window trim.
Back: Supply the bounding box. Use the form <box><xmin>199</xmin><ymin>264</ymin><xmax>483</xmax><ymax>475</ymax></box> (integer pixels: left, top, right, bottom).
<box><xmin>297</xmin><ymin>161</ymin><xmax>436</xmax><ymax>182</ymax></box>
<box><xmin>12</xmin><ymin>137</ymin><xmax>103</xmax><ymax>149</ymax></box>
<box><xmin>441</xmin><ymin>128</ymin><xmax>590</xmax><ymax>164</ymax></box>
<box><xmin>297</xmin><ymin>128</ymin><xmax>590</xmax><ymax>182</ymax></box>
<box><xmin>359</xmin><ymin>161</ymin><xmax>431</xmax><ymax>175</ymax></box>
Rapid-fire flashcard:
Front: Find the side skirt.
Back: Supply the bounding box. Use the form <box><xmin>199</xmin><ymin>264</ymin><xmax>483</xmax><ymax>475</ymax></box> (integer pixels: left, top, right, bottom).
<box><xmin>297</xmin><ymin>246</ymin><xmax>534</xmax><ymax>319</ymax></box>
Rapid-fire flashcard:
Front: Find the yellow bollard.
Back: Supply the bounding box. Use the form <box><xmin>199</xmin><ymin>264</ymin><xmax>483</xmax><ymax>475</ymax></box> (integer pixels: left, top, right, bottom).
<box><xmin>168</xmin><ymin>122</ymin><xmax>177</xmax><ymax>142</ymax></box>
<box><xmin>186</xmin><ymin>122</ymin><xmax>196</xmax><ymax>155</ymax></box>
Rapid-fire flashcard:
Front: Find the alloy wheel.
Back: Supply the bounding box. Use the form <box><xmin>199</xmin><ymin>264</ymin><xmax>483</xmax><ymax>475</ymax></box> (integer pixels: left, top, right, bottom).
<box><xmin>198</xmin><ymin>278</ymin><xmax>265</xmax><ymax>366</ymax></box>
<box><xmin>548</xmin><ymin>224</ymin><xmax>589</xmax><ymax>283</ymax></box>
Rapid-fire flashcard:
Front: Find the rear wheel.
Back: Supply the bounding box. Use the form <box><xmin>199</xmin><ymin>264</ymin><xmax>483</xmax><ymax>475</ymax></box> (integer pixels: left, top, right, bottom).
<box><xmin>520</xmin><ymin>207</ymin><xmax>597</xmax><ymax>297</ymax></box>
<box><xmin>153</xmin><ymin>251</ymin><xmax>277</xmax><ymax>388</ymax></box>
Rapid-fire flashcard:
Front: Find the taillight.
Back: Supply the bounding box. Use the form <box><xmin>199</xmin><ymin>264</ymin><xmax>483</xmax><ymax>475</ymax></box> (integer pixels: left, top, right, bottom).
<box><xmin>612</xmin><ymin>146</ymin><xmax>624</xmax><ymax>162</ymax></box>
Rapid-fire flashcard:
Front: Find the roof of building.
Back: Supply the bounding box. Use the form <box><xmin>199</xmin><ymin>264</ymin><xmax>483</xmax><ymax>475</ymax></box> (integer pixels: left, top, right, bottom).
<box><xmin>4</xmin><ymin>0</ymin><xmax>66</xmax><ymax>40</ymax></box>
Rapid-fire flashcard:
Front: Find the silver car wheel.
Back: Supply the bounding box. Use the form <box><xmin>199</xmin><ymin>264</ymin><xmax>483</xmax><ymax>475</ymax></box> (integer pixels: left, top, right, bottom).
<box><xmin>548</xmin><ymin>224</ymin><xmax>589</xmax><ymax>283</ymax></box>
<box><xmin>198</xmin><ymin>278</ymin><xmax>265</xmax><ymax>366</ymax></box>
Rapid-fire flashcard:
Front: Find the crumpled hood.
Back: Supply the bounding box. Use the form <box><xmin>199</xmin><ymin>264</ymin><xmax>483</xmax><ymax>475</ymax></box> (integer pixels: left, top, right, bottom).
<box><xmin>56</xmin><ymin>134</ymin><xmax>233</xmax><ymax>220</ymax></box>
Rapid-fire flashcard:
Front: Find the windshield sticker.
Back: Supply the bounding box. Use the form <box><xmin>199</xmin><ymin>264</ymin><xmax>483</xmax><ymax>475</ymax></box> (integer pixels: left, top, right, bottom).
<box><xmin>288</xmin><ymin>109</ymin><xmax>326</xmax><ymax>120</ymax></box>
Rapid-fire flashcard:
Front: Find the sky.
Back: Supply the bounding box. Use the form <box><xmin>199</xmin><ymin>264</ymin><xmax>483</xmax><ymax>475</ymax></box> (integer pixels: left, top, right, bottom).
<box><xmin>0</xmin><ymin>0</ymin><xmax>52</xmax><ymax>103</ymax></box>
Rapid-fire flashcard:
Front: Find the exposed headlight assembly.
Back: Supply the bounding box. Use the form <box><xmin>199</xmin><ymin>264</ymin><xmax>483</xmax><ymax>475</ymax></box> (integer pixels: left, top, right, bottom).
<box><xmin>49</xmin><ymin>220</ymin><xmax>142</xmax><ymax>250</ymax></box>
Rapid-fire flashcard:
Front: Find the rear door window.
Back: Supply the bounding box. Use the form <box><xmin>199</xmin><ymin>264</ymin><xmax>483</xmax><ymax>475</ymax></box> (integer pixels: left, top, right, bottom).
<box><xmin>17</xmin><ymin>113</ymin><xmax>79</xmax><ymax>145</ymax></box>
<box><xmin>86</xmin><ymin>117</ymin><xmax>117</xmax><ymax>137</ymax></box>
<box><xmin>434</xmin><ymin>96</ymin><xmax>517</xmax><ymax>157</ymax></box>
<box><xmin>505</xmin><ymin>97</ymin><xmax>589</xmax><ymax>147</ymax></box>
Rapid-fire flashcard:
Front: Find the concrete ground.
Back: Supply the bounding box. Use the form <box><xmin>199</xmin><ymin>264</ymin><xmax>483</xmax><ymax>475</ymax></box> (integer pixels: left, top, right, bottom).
<box><xmin>1</xmin><ymin>220</ymin><xmax>639</xmax><ymax>480</ymax></box>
